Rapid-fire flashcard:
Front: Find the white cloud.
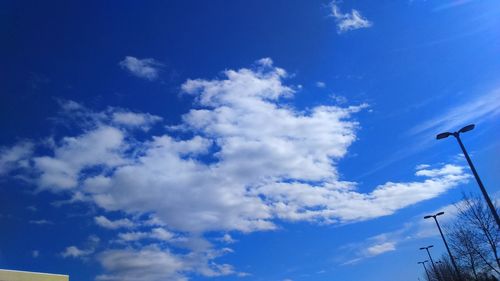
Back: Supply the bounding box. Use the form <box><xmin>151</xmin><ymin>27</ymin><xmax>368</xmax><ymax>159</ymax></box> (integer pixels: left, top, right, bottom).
<box><xmin>116</xmin><ymin>228</ymin><xmax>174</xmax><ymax>242</ymax></box>
<box><xmin>316</xmin><ymin>81</ymin><xmax>326</xmax><ymax>88</ymax></box>
<box><xmin>257</xmin><ymin>164</ymin><xmax>468</xmax><ymax>223</ymax></box>
<box><xmin>218</xmin><ymin>234</ymin><xmax>236</xmax><ymax>244</ymax></box>
<box><xmin>0</xmin><ymin>141</ymin><xmax>33</xmax><ymax>175</ymax></box>
<box><xmin>61</xmin><ymin>246</ymin><xmax>94</xmax><ymax>259</ymax></box>
<box><xmin>61</xmin><ymin>235</ymin><xmax>100</xmax><ymax>259</ymax></box>
<box><xmin>112</xmin><ymin>111</ymin><xmax>162</xmax><ymax>130</ymax></box>
<box><xmin>4</xmin><ymin>59</ymin><xmax>470</xmax><ymax>280</ymax></box>
<box><xmin>119</xmin><ymin>56</ymin><xmax>163</xmax><ymax>81</ymax></box>
<box><xmin>29</xmin><ymin>219</ymin><xmax>53</xmax><ymax>225</ymax></box>
<box><xmin>410</xmin><ymin>89</ymin><xmax>500</xmax><ymax>137</ymax></box>
<box><xmin>33</xmin><ymin>126</ymin><xmax>126</xmax><ymax>190</ymax></box>
<box><xmin>96</xmin><ymin>247</ymin><xmax>185</xmax><ymax>281</ymax></box>
<box><xmin>96</xmin><ymin>245</ymin><xmax>237</xmax><ymax>281</ymax></box>
<box><xmin>330</xmin><ymin>2</ymin><xmax>372</xmax><ymax>33</ymax></box>
<box><xmin>341</xmin><ymin>199</ymin><xmax>471</xmax><ymax>265</ymax></box>
<box><xmin>365</xmin><ymin>242</ymin><xmax>396</xmax><ymax>256</ymax></box>
<box><xmin>340</xmin><ymin>232</ymin><xmax>401</xmax><ymax>265</ymax></box>
<box><xmin>95</xmin><ymin>216</ymin><xmax>135</xmax><ymax>230</ymax></box>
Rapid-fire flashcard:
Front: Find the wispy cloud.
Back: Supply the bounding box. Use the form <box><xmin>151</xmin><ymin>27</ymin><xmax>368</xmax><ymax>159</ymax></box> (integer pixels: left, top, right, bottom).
<box><xmin>433</xmin><ymin>0</ymin><xmax>475</xmax><ymax>12</ymax></box>
<box><xmin>0</xmin><ymin>141</ymin><xmax>34</xmax><ymax>176</ymax></box>
<box><xmin>61</xmin><ymin>235</ymin><xmax>100</xmax><ymax>259</ymax></box>
<box><xmin>410</xmin><ymin>89</ymin><xmax>500</xmax><ymax>137</ymax></box>
<box><xmin>29</xmin><ymin>219</ymin><xmax>53</xmax><ymax>225</ymax></box>
<box><xmin>316</xmin><ymin>81</ymin><xmax>326</xmax><ymax>88</ymax></box>
<box><xmin>95</xmin><ymin>216</ymin><xmax>136</xmax><ymax>230</ymax></box>
<box><xmin>330</xmin><ymin>1</ymin><xmax>372</xmax><ymax>33</ymax></box>
<box><xmin>119</xmin><ymin>56</ymin><xmax>163</xmax><ymax>81</ymax></box>
<box><xmin>61</xmin><ymin>246</ymin><xmax>94</xmax><ymax>259</ymax></box>
<box><xmin>340</xmin><ymin>200</ymin><xmax>466</xmax><ymax>265</ymax></box>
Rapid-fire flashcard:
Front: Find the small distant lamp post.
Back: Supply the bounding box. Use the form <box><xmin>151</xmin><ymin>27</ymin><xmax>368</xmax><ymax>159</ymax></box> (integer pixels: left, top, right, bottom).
<box><xmin>420</xmin><ymin>245</ymin><xmax>439</xmax><ymax>279</ymax></box>
<box><xmin>424</xmin><ymin>212</ymin><xmax>461</xmax><ymax>280</ymax></box>
<box><xmin>418</xmin><ymin>260</ymin><xmax>432</xmax><ymax>281</ymax></box>
<box><xmin>436</xmin><ymin>124</ymin><xmax>500</xmax><ymax>228</ymax></box>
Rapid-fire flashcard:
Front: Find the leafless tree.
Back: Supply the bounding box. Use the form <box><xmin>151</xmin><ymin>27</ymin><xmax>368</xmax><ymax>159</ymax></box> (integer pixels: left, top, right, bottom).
<box><xmin>444</xmin><ymin>193</ymin><xmax>500</xmax><ymax>280</ymax></box>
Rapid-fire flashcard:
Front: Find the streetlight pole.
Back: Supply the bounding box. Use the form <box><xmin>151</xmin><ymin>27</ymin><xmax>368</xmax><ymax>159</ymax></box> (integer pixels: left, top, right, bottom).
<box><xmin>436</xmin><ymin>124</ymin><xmax>500</xmax><ymax>228</ymax></box>
<box><xmin>419</xmin><ymin>260</ymin><xmax>432</xmax><ymax>281</ymax></box>
<box><xmin>420</xmin><ymin>245</ymin><xmax>440</xmax><ymax>280</ymax></box>
<box><xmin>424</xmin><ymin>212</ymin><xmax>461</xmax><ymax>280</ymax></box>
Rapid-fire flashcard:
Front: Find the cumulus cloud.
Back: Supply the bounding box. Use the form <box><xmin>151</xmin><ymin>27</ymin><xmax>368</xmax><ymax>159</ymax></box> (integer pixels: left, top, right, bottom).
<box><xmin>2</xmin><ymin>59</ymin><xmax>469</xmax><ymax>280</ymax></box>
<box><xmin>330</xmin><ymin>1</ymin><xmax>372</xmax><ymax>33</ymax></box>
<box><xmin>0</xmin><ymin>141</ymin><xmax>34</xmax><ymax>175</ymax></box>
<box><xmin>116</xmin><ymin>228</ymin><xmax>174</xmax><ymax>242</ymax></box>
<box><xmin>61</xmin><ymin>246</ymin><xmax>93</xmax><ymax>258</ymax></box>
<box><xmin>119</xmin><ymin>56</ymin><xmax>163</xmax><ymax>81</ymax></box>
<box><xmin>96</xmin><ymin>247</ymin><xmax>185</xmax><ymax>281</ymax></box>
<box><xmin>61</xmin><ymin>235</ymin><xmax>100</xmax><ymax>259</ymax></box>
<box><xmin>111</xmin><ymin>111</ymin><xmax>162</xmax><ymax>129</ymax></box>
<box><xmin>95</xmin><ymin>216</ymin><xmax>135</xmax><ymax>230</ymax></box>
<box><xmin>96</xmin><ymin>245</ymin><xmax>237</xmax><ymax>281</ymax></box>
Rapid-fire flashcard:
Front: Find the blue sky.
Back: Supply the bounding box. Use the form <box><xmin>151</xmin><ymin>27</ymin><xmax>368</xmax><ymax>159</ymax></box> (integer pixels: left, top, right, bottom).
<box><xmin>1</xmin><ymin>1</ymin><xmax>499</xmax><ymax>281</ymax></box>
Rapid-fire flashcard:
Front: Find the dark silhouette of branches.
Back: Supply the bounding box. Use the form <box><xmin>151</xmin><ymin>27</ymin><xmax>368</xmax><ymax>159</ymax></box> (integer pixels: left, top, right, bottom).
<box><xmin>422</xmin><ymin>194</ymin><xmax>499</xmax><ymax>281</ymax></box>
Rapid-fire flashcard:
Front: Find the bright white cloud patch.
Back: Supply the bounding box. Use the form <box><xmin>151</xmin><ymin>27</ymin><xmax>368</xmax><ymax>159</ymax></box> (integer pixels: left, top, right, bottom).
<box><xmin>112</xmin><ymin>111</ymin><xmax>162</xmax><ymax>129</ymax></box>
<box><xmin>3</xmin><ymin>59</ymin><xmax>469</xmax><ymax>280</ymax></box>
<box><xmin>0</xmin><ymin>141</ymin><xmax>33</xmax><ymax>175</ymax></box>
<box><xmin>119</xmin><ymin>56</ymin><xmax>163</xmax><ymax>81</ymax></box>
<box><xmin>366</xmin><ymin>242</ymin><xmax>396</xmax><ymax>256</ymax></box>
<box><xmin>330</xmin><ymin>1</ymin><xmax>372</xmax><ymax>33</ymax></box>
<box><xmin>61</xmin><ymin>246</ymin><xmax>94</xmax><ymax>259</ymax></box>
<box><xmin>95</xmin><ymin>216</ymin><xmax>135</xmax><ymax>230</ymax></box>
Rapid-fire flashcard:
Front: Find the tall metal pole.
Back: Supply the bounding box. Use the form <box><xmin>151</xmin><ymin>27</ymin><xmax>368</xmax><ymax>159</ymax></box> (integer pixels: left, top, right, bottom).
<box><xmin>432</xmin><ymin>216</ymin><xmax>461</xmax><ymax>280</ymax></box>
<box><xmin>419</xmin><ymin>261</ymin><xmax>432</xmax><ymax>281</ymax></box>
<box><xmin>454</xmin><ymin>133</ymin><xmax>500</xmax><ymax>228</ymax></box>
<box><xmin>422</xmin><ymin>247</ymin><xmax>437</xmax><ymax>272</ymax></box>
<box><xmin>422</xmin><ymin>246</ymin><xmax>440</xmax><ymax>281</ymax></box>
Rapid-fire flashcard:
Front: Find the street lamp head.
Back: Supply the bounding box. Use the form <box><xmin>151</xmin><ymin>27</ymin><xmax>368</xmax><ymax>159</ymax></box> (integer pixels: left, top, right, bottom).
<box><xmin>428</xmin><ymin>245</ymin><xmax>434</xmax><ymax>248</ymax></box>
<box><xmin>424</xmin><ymin>215</ymin><xmax>433</xmax><ymax>219</ymax></box>
<box><xmin>436</xmin><ymin>132</ymin><xmax>452</xmax><ymax>140</ymax></box>
<box><xmin>436</xmin><ymin>211</ymin><xmax>445</xmax><ymax>216</ymax></box>
<box><xmin>420</xmin><ymin>247</ymin><xmax>425</xmax><ymax>250</ymax></box>
<box><xmin>459</xmin><ymin>124</ymin><xmax>475</xmax><ymax>134</ymax></box>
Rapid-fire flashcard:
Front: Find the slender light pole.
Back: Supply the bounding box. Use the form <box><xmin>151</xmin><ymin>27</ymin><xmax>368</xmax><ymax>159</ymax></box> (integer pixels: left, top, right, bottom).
<box><xmin>436</xmin><ymin>124</ymin><xmax>500</xmax><ymax>228</ymax></box>
<box><xmin>424</xmin><ymin>212</ymin><xmax>461</xmax><ymax>280</ymax></box>
<box><xmin>420</xmin><ymin>245</ymin><xmax>440</xmax><ymax>280</ymax></box>
<box><xmin>419</xmin><ymin>260</ymin><xmax>432</xmax><ymax>281</ymax></box>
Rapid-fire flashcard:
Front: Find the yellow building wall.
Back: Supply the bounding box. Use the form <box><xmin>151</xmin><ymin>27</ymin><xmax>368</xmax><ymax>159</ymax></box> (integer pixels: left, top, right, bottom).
<box><xmin>0</xmin><ymin>269</ymin><xmax>68</xmax><ymax>281</ymax></box>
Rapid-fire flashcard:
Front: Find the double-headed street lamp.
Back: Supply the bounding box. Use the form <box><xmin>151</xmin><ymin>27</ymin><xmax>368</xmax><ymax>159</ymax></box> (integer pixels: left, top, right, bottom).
<box><xmin>418</xmin><ymin>260</ymin><xmax>432</xmax><ymax>281</ymax></box>
<box><xmin>436</xmin><ymin>124</ymin><xmax>500</xmax><ymax>228</ymax></box>
<box><xmin>420</xmin><ymin>245</ymin><xmax>438</xmax><ymax>277</ymax></box>
<box><xmin>424</xmin><ymin>212</ymin><xmax>461</xmax><ymax>280</ymax></box>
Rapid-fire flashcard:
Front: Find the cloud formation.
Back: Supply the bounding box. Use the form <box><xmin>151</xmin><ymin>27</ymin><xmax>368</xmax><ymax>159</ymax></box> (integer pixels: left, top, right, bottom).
<box><xmin>95</xmin><ymin>216</ymin><xmax>135</xmax><ymax>230</ymax></box>
<box><xmin>119</xmin><ymin>56</ymin><xmax>163</xmax><ymax>81</ymax></box>
<box><xmin>0</xmin><ymin>141</ymin><xmax>33</xmax><ymax>175</ymax></box>
<box><xmin>4</xmin><ymin>59</ymin><xmax>469</xmax><ymax>280</ymax></box>
<box><xmin>410</xmin><ymin>89</ymin><xmax>500</xmax><ymax>137</ymax></box>
<box><xmin>330</xmin><ymin>1</ymin><xmax>372</xmax><ymax>33</ymax></box>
